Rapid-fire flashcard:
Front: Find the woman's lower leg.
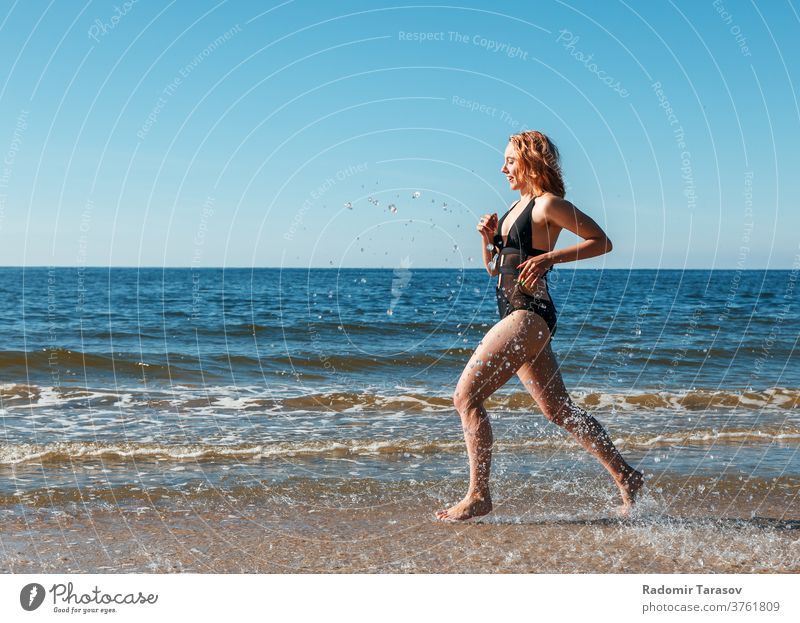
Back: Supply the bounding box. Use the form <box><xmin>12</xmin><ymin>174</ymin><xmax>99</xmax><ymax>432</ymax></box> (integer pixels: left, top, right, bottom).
<box><xmin>516</xmin><ymin>337</ymin><xmax>644</xmax><ymax>511</ymax></box>
<box><xmin>556</xmin><ymin>401</ymin><xmax>633</xmax><ymax>480</ymax></box>
<box><xmin>557</xmin><ymin>402</ymin><xmax>644</xmax><ymax>511</ymax></box>
<box><xmin>459</xmin><ymin>403</ymin><xmax>494</xmax><ymax>498</ymax></box>
<box><xmin>435</xmin><ymin>399</ymin><xmax>495</xmax><ymax>520</ymax></box>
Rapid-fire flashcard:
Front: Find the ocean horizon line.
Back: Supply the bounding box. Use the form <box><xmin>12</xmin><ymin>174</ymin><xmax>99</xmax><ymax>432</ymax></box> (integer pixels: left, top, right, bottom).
<box><xmin>0</xmin><ymin>265</ymin><xmax>793</xmax><ymax>271</ymax></box>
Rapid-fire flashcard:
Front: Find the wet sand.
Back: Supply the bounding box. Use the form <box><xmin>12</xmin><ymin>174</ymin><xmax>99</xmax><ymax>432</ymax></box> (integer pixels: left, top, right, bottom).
<box><xmin>2</xmin><ymin>474</ymin><xmax>798</xmax><ymax>573</ymax></box>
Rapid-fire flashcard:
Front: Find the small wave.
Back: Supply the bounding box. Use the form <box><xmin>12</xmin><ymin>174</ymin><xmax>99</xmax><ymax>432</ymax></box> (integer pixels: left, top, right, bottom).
<box><xmin>617</xmin><ymin>427</ymin><xmax>800</xmax><ymax>448</ymax></box>
<box><xmin>3</xmin><ymin>383</ymin><xmax>799</xmax><ymax>414</ymax></box>
<box><xmin>267</xmin><ymin>387</ymin><xmax>800</xmax><ymax>412</ymax></box>
<box><xmin>2</xmin><ymin>426</ymin><xmax>798</xmax><ymax>466</ymax></box>
<box><xmin>0</xmin><ymin>439</ymin><xmax>462</xmax><ymax>465</ymax></box>
<box><xmin>571</xmin><ymin>387</ymin><xmax>800</xmax><ymax>412</ymax></box>
<box><xmin>0</xmin><ymin>349</ymin><xmax>202</xmax><ymax>379</ymax></box>
<box><xmin>0</xmin><ymin>383</ymin><xmax>43</xmax><ymax>405</ymax></box>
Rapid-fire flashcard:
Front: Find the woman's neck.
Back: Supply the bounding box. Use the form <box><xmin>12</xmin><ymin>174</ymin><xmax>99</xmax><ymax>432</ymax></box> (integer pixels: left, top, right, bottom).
<box><xmin>520</xmin><ymin>182</ymin><xmax>545</xmax><ymax>200</ymax></box>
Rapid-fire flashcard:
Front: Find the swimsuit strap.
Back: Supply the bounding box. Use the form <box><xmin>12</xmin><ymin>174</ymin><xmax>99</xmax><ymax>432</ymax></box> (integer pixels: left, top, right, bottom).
<box><xmin>494</xmin><ymin>199</ymin><xmax>521</xmax><ymax>247</ymax></box>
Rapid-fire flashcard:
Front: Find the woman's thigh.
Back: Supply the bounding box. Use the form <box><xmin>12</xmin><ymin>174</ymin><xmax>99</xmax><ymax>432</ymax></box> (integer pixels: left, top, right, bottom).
<box><xmin>455</xmin><ymin>311</ymin><xmax>551</xmax><ymax>406</ymax></box>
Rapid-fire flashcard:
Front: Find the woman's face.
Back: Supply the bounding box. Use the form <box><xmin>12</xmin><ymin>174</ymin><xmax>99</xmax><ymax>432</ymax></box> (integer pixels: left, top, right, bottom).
<box><xmin>501</xmin><ymin>143</ymin><xmax>523</xmax><ymax>192</ymax></box>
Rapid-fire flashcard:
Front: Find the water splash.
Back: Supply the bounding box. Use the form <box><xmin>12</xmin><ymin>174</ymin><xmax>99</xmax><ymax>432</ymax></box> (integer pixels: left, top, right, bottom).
<box><xmin>387</xmin><ymin>256</ymin><xmax>413</xmax><ymax>316</ymax></box>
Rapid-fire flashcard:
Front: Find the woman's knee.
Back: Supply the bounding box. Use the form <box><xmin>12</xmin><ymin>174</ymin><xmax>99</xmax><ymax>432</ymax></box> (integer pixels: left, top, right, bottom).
<box><xmin>452</xmin><ymin>387</ymin><xmax>481</xmax><ymax>416</ymax></box>
<box><xmin>544</xmin><ymin>399</ymin><xmax>587</xmax><ymax>428</ymax></box>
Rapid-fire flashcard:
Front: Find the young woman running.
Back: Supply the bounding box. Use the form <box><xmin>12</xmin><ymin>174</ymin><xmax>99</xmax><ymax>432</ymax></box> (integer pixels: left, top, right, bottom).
<box><xmin>435</xmin><ymin>130</ymin><xmax>643</xmax><ymax>521</ymax></box>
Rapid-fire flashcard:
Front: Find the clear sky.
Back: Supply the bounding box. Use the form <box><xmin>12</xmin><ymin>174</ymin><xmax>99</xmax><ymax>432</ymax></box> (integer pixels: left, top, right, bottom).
<box><xmin>0</xmin><ymin>0</ymin><xmax>798</xmax><ymax>269</ymax></box>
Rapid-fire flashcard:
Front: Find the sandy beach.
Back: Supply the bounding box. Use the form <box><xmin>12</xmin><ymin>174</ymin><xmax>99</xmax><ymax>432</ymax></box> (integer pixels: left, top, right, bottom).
<box><xmin>3</xmin><ymin>473</ymin><xmax>798</xmax><ymax>574</ymax></box>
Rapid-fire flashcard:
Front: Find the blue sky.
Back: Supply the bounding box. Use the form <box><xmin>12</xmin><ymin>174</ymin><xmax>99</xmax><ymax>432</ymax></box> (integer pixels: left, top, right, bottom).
<box><xmin>0</xmin><ymin>0</ymin><xmax>798</xmax><ymax>268</ymax></box>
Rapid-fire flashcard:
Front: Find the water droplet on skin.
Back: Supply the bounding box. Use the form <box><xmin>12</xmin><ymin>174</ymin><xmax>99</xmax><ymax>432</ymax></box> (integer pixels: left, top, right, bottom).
<box><xmin>412</xmin><ymin>191</ymin><xmax>421</xmax><ymax>199</ymax></box>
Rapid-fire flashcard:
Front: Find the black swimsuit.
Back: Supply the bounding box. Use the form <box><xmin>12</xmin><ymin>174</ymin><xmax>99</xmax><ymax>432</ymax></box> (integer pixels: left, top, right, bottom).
<box><xmin>492</xmin><ymin>195</ymin><xmax>558</xmax><ymax>336</ymax></box>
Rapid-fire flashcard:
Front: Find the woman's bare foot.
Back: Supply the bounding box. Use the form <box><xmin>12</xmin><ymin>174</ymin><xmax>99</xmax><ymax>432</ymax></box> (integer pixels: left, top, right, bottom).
<box><xmin>435</xmin><ymin>493</ymin><xmax>492</xmax><ymax>521</ymax></box>
<box><xmin>615</xmin><ymin>469</ymin><xmax>644</xmax><ymax>517</ymax></box>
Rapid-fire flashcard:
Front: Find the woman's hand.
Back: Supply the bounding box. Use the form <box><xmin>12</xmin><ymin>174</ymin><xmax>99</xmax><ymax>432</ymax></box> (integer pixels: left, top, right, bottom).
<box><xmin>516</xmin><ymin>255</ymin><xmax>554</xmax><ymax>290</ymax></box>
<box><xmin>477</xmin><ymin>213</ymin><xmax>498</xmax><ymax>242</ymax></box>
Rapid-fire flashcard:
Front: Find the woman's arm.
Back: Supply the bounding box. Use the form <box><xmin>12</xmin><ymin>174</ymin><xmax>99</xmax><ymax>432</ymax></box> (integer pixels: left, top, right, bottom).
<box><xmin>541</xmin><ymin>196</ymin><xmax>612</xmax><ymax>265</ymax></box>
<box><xmin>516</xmin><ymin>196</ymin><xmax>612</xmax><ymax>286</ymax></box>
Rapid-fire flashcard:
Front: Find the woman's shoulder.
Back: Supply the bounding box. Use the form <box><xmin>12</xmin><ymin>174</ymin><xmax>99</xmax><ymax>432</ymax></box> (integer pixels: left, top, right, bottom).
<box><xmin>536</xmin><ymin>191</ymin><xmax>566</xmax><ymax>203</ymax></box>
<box><xmin>532</xmin><ymin>194</ymin><xmax>575</xmax><ymax>228</ymax></box>
<box><xmin>535</xmin><ymin>193</ymin><xmax>572</xmax><ymax>212</ymax></box>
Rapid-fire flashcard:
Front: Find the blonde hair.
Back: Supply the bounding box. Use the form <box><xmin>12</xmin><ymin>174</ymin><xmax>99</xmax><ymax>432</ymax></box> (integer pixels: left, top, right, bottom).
<box><xmin>508</xmin><ymin>130</ymin><xmax>565</xmax><ymax>197</ymax></box>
